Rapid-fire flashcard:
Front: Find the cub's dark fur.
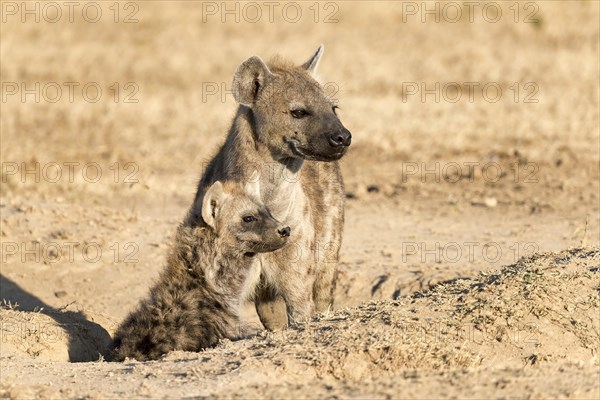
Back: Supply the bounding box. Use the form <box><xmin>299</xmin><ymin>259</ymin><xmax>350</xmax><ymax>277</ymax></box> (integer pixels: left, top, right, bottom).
<box><xmin>110</xmin><ymin>181</ymin><xmax>289</xmax><ymax>361</ymax></box>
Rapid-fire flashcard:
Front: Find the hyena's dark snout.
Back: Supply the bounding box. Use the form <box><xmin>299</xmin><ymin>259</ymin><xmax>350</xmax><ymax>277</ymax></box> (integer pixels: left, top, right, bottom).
<box><xmin>278</xmin><ymin>226</ymin><xmax>291</xmax><ymax>238</ymax></box>
<box><xmin>327</xmin><ymin>128</ymin><xmax>352</xmax><ymax>148</ymax></box>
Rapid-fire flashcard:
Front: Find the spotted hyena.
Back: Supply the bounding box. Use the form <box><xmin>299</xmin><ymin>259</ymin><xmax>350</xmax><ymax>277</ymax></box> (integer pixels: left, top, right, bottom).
<box><xmin>187</xmin><ymin>45</ymin><xmax>351</xmax><ymax>328</ymax></box>
<box><xmin>110</xmin><ymin>180</ymin><xmax>291</xmax><ymax>361</ymax></box>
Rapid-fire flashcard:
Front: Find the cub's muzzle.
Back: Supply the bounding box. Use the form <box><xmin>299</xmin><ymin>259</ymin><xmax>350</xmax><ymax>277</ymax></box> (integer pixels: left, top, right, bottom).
<box><xmin>278</xmin><ymin>226</ymin><xmax>291</xmax><ymax>237</ymax></box>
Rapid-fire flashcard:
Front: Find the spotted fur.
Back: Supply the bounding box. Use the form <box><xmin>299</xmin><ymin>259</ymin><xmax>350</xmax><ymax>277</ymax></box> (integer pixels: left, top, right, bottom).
<box><xmin>187</xmin><ymin>46</ymin><xmax>350</xmax><ymax>328</ymax></box>
<box><xmin>111</xmin><ymin>181</ymin><xmax>290</xmax><ymax>361</ymax></box>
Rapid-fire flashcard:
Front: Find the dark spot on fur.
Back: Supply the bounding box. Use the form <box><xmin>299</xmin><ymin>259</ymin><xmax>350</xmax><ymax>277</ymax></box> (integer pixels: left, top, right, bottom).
<box><xmin>137</xmin><ymin>335</ymin><xmax>154</xmax><ymax>353</ymax></box>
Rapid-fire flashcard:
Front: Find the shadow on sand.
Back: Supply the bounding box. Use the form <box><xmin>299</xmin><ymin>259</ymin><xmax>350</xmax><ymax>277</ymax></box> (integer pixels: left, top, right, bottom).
<box><xmin>0</xmin><ymin>275</ymin><xmax>112</xmax><ymax>362</ymax></box>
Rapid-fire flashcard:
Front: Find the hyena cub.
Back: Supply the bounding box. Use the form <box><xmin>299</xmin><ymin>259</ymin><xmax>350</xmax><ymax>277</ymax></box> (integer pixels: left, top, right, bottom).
<box><xmin>110</xmin><ymin>180</ymin><xmax>290</xmax><ymax>361</ymax></box>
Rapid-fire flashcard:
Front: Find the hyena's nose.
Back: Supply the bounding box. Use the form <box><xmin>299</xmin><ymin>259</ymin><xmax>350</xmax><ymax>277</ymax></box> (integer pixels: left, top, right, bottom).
<box><xmin>278</xmin><ymin>226</ymin><xmax>291</xmax><ymax>238</ymax></box>
<box><xmin>328</xmin><ymin>128</ymin><xmax>352</xmax><ymax>148</ymax></box>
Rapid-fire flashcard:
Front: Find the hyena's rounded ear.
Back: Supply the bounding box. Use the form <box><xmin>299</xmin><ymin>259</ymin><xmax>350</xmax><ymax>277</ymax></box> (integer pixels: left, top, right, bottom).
<box><xmin>232</xmin><ymin>56</ymin><xmax>273</xmax><ymax>107</ymax></box>
<box><xmin>202</xmin><ymin>181</ymin><xmax>229</xmax><ymax>230</ymax></box>
<box><xmin>301</xmin><ymin>44</ymin><xmax>324</xmax><ymax>76</ymax></box>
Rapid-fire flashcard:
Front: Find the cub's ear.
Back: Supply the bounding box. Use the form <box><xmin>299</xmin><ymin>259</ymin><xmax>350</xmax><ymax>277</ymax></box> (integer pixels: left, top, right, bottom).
<box><xmin>232</xmin><ymin>56</ymin><xmax>273</xmax><ymax>107</ymax></box>
<box><xmin>202</xmin><ymin>181</ymin><xmax>229</xmax><ymax>230</ymax></box>
<box><xmin>301</xmin><ymin>44</ymin><xmax>324</xmax><ymax>76</ymax></box>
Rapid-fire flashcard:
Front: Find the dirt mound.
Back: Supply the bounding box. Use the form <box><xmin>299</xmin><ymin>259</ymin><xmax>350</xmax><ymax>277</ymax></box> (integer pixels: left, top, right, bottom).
<box><xmin>167</xmin><ymin>247</ymin><xmax>600</xmax><ymax>398</ymax></box>
<box><xmin>0</xmin><ymin>248</ymin><xmax>597</xmax><ymax>399</ymax></box>
<box><xmin>201</xmin><ymin>247</ymin><xmax>599</xmax><ymax>399</ymax></box>
<box><xmin>3</xmin><ymin>248</ymin><xmax>597</xmax><ymax>370</ymax></box>
<box><xmin>0</xmin><ymin>306</ymin><xmax>111</xmax><ymax>362</ymax></box>
<box><xmin>220</xmin><ymin>247</ymin><xmax>599</xmax><ymax>375</ymax></box>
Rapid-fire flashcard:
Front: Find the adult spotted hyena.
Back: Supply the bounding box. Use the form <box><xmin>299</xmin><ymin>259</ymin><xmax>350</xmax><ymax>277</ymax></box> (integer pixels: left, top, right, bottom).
<box><xmin>187</xmin><ymin>45</ymin><xmax>351</xmax><ymax>328</ymax></box>
<box><xmin>111</xmin><ymin>180</ymin><xmax>291</xmax><ymax>361</ymax></box>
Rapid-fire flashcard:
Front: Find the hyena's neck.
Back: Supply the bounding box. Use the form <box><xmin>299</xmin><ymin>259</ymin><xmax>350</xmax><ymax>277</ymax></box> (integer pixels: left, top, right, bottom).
<box><xmin>229</xmin><ymin>107</ymin><xmax>306</xmax><ymax>222</ymax></box>
<box><xmin>255</xmin><ymin>154</ymin><xmax>304</xmax><ymax>221</ymax></box>
<box><xmin>174</xmin><ymin>226</ymin><xmax>246</xmax><ymax>309</ymax></box>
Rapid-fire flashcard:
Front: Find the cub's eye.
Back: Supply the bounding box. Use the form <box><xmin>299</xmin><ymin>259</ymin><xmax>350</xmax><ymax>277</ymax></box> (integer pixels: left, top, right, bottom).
<box><xmin>242</xmin><ymin>216</ymin><xmax>257</xmax><ymax>223</ymax></box>
<box><xmin>332</xmin><ymin>105</ymin><xmax>339</xmax><ymax>115</ymax></box>
<box><xmin>290</xmin><ymin>109</ymin><xmax>308</xmax><ymax>119</ymax></box>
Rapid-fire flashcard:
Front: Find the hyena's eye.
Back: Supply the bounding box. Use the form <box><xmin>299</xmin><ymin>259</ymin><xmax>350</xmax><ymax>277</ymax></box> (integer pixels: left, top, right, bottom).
<box><xmin>242</xmin><ymin>215</ymin><xmax>257</xmax><ymax>223</ymax></box>
<box><xmin>332</xmin><ymin>105</ymin><xmax>339</xmax><ymax>115</ymax></box>
<box><xmin>290</xmin><ymin>109</ymin><xmax>309</xmax><ymax>119</ymax></box>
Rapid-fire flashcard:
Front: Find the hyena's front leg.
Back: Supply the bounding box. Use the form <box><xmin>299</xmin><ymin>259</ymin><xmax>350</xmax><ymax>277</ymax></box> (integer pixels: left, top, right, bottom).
<box><xmin>277</xmin><ymin>256</ymin><xmax>316</xmax><ymax>326</ymax></box>
<box><xmin>254</xmin><ymin>252</ymin><xmax>289</xmax><ymax>331</ymax></box>
<box><xmin>313</xmin><ymin>260</ymin><xmax>338</xmax><ymax>313</ymax></box>
<box><xmin>312</xmin><ymin>229</ymin><xmax>342</xmax><ymax>313</ymax></box>
<box><xmin>283</xmin><ymin>279</ymin><xmax>315</xmax><ymax>326</ymax></box>
<box><xmin>255</xmin><ymin>284</ymin><xmax>288</xmax><ymax>331</ymax></box>
<box><xmin>256</xmin><ymin>247</ymin><xmax>315</xmax><ymax>328</ymax></box>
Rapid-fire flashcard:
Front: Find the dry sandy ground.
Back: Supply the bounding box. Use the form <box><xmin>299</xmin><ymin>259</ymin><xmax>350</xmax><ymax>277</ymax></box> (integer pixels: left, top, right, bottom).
<box><xmin>1</xmin><ymin>249</ymin><xmax>598</xmax><ymax>398</ymax></box>
<box><xmin>1</xmin><ymin>1</ymin><xmax>599</xmax><ymax>398</ymax></box>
